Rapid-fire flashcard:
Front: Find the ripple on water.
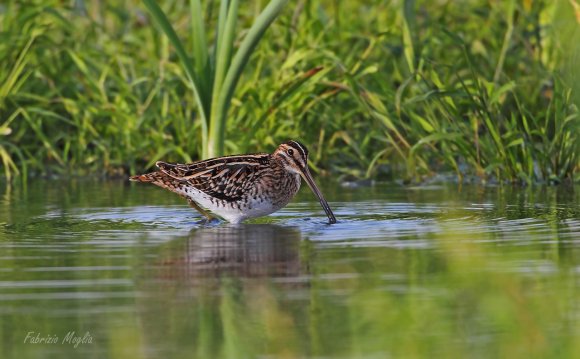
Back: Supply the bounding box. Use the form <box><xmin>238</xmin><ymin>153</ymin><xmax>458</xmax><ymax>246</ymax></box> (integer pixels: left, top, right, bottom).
<box><xmin>42</xmin><ymin>205</ymin><xmax>199</xmax><ymax>228</ymax></box>
<box><xmin>14</xmin><ymin>200</ymin><xmax>579</xmax><ymax>249</ymax></box>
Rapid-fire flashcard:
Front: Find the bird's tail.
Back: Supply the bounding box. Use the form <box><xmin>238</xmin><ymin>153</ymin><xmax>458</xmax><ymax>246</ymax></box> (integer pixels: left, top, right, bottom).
<box><xmin>129</xmin><ymin>172</ymin><xmax>157</xmax><ymax>182</ymax></box>
<box><xmin>129</xmin><ymin>171</ymin><xmax>185</xmax><ymax>196</ymax></box>
<box><xmin>129</xmin><ymin>168</ymin><xmax>193</xmax><ymax>203</ymax></box>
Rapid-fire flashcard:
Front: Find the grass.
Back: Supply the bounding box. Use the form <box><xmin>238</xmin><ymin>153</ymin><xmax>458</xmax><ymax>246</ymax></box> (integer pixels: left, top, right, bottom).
<box><xmin>0</xmin><ymin>0</ymin><xmax>579</xmax><ymax>184</ymax></box>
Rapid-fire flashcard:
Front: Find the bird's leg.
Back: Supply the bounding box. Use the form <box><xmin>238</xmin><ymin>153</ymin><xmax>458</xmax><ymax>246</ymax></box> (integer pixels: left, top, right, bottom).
<box><xmin>186</xmin><ymin>198</ymin><xmax>216</xmax><ymax>221</ymax></box>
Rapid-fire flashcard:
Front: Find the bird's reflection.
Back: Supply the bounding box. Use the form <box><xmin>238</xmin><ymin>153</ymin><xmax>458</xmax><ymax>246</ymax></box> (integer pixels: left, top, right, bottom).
<box><xmin>153</xmin><ymin>224</ymin><xmax>303</xmax><ymax>280</ymax></box>
<box><xmin>136</xmin><ymin>224</ymin><xmax>305</xmax><ymax>358</ymax></box>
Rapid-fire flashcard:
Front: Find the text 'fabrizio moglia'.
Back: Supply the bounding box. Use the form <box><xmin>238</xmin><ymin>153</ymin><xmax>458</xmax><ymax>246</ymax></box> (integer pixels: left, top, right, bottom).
<box><xmin>24</xmin><ymin>331</ymin><xmax>93</xmax><ymax>348</ymax></box>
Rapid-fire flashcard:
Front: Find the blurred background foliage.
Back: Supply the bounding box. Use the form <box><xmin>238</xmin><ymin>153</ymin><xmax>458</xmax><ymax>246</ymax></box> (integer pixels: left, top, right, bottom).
<box><xmin>0</xmin><ymin>0</ymin><xmax>579</xmax><ymax>183</ymax></box>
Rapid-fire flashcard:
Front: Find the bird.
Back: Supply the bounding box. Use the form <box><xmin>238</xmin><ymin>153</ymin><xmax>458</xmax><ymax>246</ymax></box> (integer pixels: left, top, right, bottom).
<box><xmin>129</xmin><ymin>140</ymin><xmax>337</xmax><ymax>224</ymax></box>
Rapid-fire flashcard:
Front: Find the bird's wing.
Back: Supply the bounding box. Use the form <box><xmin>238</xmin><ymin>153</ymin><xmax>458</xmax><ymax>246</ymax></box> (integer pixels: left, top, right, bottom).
<box><xmin>156</xmin><ymin>154</ymin><xmax>271</xmax><ymax>202</ymax></box>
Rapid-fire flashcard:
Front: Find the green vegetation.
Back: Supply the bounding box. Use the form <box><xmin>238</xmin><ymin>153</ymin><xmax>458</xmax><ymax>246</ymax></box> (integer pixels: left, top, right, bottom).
<box><xmin>0</xmin><ymin>0</ymin><xmax>579</xmax><ymax>183</ymax></box>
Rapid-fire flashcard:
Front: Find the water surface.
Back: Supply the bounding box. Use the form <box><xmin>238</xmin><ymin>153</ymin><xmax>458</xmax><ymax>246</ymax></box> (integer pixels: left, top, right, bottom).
<box><xmin>1</xmin><ymin>180</ymin><xmax>579</xmax><ymax>358</ymax></box>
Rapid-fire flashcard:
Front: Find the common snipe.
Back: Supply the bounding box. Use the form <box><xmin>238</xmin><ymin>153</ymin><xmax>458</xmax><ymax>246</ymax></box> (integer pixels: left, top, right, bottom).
<box><xmin>130</xmin><ymin>140</ymin><xmax>337</xmax><ymax>224</ymax></box>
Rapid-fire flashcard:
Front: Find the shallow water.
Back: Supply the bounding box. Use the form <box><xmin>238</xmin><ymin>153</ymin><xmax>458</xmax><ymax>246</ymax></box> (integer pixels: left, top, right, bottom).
<box><xmin>0</xmin><ymin>180</ymin><xmax>579</xmax><ymax>358</ymax></box>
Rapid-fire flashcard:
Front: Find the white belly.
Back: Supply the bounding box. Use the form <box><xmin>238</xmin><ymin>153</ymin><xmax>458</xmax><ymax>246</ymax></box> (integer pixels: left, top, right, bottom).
<box><xmin>181</xmin><ymin>186</ymin><xmax>292</xmax><ymax>224</ymax></box>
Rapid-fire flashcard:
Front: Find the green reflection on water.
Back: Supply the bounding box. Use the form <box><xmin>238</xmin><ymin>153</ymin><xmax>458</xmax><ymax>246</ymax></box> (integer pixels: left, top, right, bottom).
<box><xmin>0</xmin><ymin>180</ymin><xmax>578</xmax><ymax>358</ymax></box>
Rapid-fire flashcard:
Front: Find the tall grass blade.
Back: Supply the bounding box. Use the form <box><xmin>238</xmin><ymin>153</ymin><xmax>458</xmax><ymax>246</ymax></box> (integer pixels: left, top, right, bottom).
<box><xmin>493</xmin><ymin>0</ymin><xmax>515</xmax><ymax>83</ymax></box>
<box><xmin>0</xmin><ymin>35</ymin><xmax>36</xmax><ymax>108</ymax></box>
<box><xmin>213</xmin><ymin>0</ymin><xmax>230</xmax><ymax>72</ymax></box>
<box><xmin>143</xmin><ymin>0</ymin><xmax>209</xmax><ymax>154</ymax></box>
<box><xmin>190</xmin><ymin>0</ymin><xmax>210</xmax><ymax>104</ymax></box>
<box><xmin>401</xmin><ymin>0</ymin><xmax>416</xmax><ymax>74</ymax></box>
<box><xmin>211</xmin><ymin>0</ymin><xmax>290</xmax><ymax>157</ymax></box>
<box><xmin>210</xmin><ymin>0</ymin><xmax>239</xmax><ymax>155</ymax></box>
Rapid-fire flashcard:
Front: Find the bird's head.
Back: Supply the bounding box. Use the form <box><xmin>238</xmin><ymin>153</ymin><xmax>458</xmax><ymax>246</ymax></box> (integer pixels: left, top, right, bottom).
<box><xmin>273</xmin><ymin>140</ymin><xmax>336</xmax><ymax>224</ymax></box>
<box><xmin>273</xmin><ymin>140</ymin><xmax>309</xmax><ymax>174</ymax></box>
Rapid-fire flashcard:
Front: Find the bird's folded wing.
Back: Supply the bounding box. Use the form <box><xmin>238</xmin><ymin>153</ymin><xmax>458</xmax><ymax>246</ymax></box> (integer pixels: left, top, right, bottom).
<box><xmin>156</xmin><ymin>154</ymin><xmax>270</xmax><ymax>202</ymax></box>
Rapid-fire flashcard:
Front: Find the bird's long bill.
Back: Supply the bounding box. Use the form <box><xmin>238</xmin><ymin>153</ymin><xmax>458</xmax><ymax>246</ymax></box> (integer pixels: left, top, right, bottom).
<box><xmin>300</xmin><ymin>166</ymin><xmax>337</xmax><ymax>224</ymax></box>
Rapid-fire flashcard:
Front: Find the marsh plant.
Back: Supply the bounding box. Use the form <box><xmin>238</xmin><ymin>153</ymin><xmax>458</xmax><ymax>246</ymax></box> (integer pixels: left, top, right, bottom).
<box><xmin>143</xmin><ymin>0</ymin><xmax>290</xmax><ymax>159</ymax></box>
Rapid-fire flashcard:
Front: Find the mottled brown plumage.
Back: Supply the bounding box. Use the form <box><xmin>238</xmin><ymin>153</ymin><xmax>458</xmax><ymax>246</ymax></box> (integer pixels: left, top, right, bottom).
<box><xmin>130</xmin><ymin>141</ymin><xmax>336</xmax><ymax>224</ymax></box>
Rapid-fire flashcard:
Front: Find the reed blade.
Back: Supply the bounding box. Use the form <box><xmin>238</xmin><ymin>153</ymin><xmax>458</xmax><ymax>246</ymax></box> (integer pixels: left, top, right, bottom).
<box><xmin>210</xmin><ymin>0</ymin><xmax>290</xmax><ymax>158</ymax></box>
<box><xmin>143</xmin><ymin>0</ymin><xmax>209</xmax><ymax>154</ymax></box>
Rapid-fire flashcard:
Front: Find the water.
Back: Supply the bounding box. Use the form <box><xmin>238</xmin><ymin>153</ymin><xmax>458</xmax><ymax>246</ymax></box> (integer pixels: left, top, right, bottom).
<box><xmin>1</xmin><ymin>180</ymin><xmax>579</xmax><ymax>358</ymax></box>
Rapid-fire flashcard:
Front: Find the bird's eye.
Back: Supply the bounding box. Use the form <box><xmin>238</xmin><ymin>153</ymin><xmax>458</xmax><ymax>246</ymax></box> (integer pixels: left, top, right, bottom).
<box><xmin>287</xmin><ymin>149</ymin><xmax>294</xmax><ymax>156</ymax></box>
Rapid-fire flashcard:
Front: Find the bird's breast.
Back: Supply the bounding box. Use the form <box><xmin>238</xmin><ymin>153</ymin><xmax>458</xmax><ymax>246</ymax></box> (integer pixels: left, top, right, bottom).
<box><xmin>260</xmin><ymin>171</ymin><xmax>301</xmax><ymax>206</ymax></box>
